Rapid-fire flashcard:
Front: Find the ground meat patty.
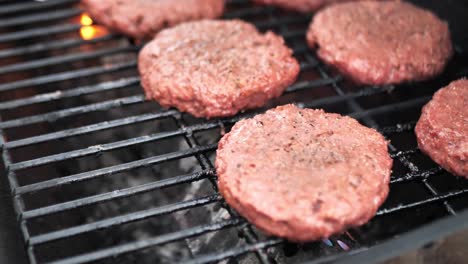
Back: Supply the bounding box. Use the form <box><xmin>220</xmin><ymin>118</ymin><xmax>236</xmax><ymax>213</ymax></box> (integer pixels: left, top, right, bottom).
<box><xmin>415</xmin><ymin>79</ymin><xmax>468</xmax><ymax>177</ymax></box>
<box><xmin>138</xmin><ymin>20</ymin><xmax>300</xmax><ymax>118</ymax></box>
<box><xmin>81</xmin><ymin>0</ymin><xmax>225</xmax><ymax>39</ymax></box>
<box><xmin>216</xmin><ymin>104</ymin><xmax>392</xmax><ymax>241</ymax></box>
<box><xmin>252</xmin><ymin>0</ymin><xmax>375</xmax><ymax>13</ymax></box>
<box><xmin>306</xmin><ymin>1</ymin><xmax>453</xmax><ymax>85</ymax></box>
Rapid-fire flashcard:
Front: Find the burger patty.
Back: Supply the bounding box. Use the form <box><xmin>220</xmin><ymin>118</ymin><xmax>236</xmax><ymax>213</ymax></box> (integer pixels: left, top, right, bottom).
<box><xmin>252</xmin><ymin>0</ymin><xmax>375</xmax><ymax>12</ymax></box>
<box><xmin>415</xmin><ymin>79</ymin><xmax>468</xmax><ymax>177</ymax></box>
<box><xmin>138</xmin><ymin>20</ymin><xmax>300</xmax><ymax>118</ymax></box>
<box><xmin>216</xmin><ymin>104</ymin><xmax>392</xmax><ymax>241</ymax></box>
<box><xmin>81</xmin><ymin>0</ymin><xmax>225</xmax><ymax>39</ymax></box>
<box><xmin>306</xmin><ymin>1</ymin><xmax>453</xmax><ymax>85</ymax></box>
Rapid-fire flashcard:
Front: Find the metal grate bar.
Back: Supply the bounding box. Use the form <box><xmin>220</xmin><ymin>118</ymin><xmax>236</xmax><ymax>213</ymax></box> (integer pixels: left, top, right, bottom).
<box><xmin>18</xmin><ymin>168</ymin><xmax>213</xmax><ymax>203</ymax></box>
<box><xmin>20</xmin><ymin>144</ymin><xmax>217</xmax><ymax>219</ymax></box>
<box><xmin>301</xmin><ymin>85</ymin><xmax>392</xmax><ymax>109</ymax></box>
<box><xmin>0</xmin><ymin>77</ymin><xmax>140</xmax><ymax>110</ymax></box>
<box><xmin>386</xmin><ymin>136</ymin><xmax>457</xmax><ymax>214</ymax></box>
<box><xmin>390</xmin><ymin>167</ymin><xmax>443</xmax><ymax>184</ymax></box>
<box><xmin>284</xmin><ymin>76</ymin><xmax>340</xmax><ymax>93</ymax></box>
<box><xmin>9</xmin><ymin>120</ymin><xmax>221</xmax><ymax>171</ymax></box>
<box><xmin>0</xmin><ymin>61</ymin><xmax>136</xmax><ymax>93</ymax></box>
<box><xmin>0</xmin><ymin>8</ymin><xmax>81</xmax><ymax>28</ymax></box>
<box><xmin>349</xmin><ymin>96</ymin><xmax>431</xmax><ymax>119</ymax></box>
<box><xmin>423</xmin><ymin>181</ymin><xmax>457</xmax><ymax>215</ymax></box>
<box><xmin>0</xmin><ymin>115</ymin><xmax>30</xmax><ymax>263</ymax></box>
<box><xmin>376</xmin><ymin>188</ymin><xmax>468</xmax><ymax>216</ymax></box>
<box><xmin>298</xmin><ymin>58</ymin><xmax>319</xmax><ymax>70</ymax></box>
<box><xmin>255</xmin><ymin>16</ymin><xmax>311</xmax><ymax>29</ymax></box>
<box><xmin>0</xmin><ymin>24</ymin><xmax>81</xmax><ymax>43</ymax></box>
<box><xmin>292</xmin><ymin>45</ymin><xmax>309</xmax><ymax>57</ymax></box>
<box><xmin>11</xmin><ymin>129</ymin><xmax>183</xmax><ymax>170</ymax></box>
<box><xmin>392</xmin><ymin>150</ymin><xmax>455</xmax><ymax>217</ymax></box>
<box><xmin>389</xmin><ymin>149</ymin><xmax>419</xmax><ymax>159</ymax></box>
<box><xmin>277</xmin><ymin>29</ymin><xmax>307</xmax><ymax>40</ymax></box>
<box><xmin>0</xmin><ymin>45</ymin><xmax>137</xmax><ymax>75</ymax></box>
<box><xmin>0</xmin><ymin>0</ymin><xmax>78</xmax><ymax>16</ymax></box>
<box><xmin>380</xmin><ymin>121</ymin><xmax>417</xmax><ymax>135</ymax></box>
<box><xmin>390</xmin><ymin>149</ymin><xmax>419</xmax><ymax>158</ymax></box>
<box><xmin>182</xmin><ymin>239</ymin><xmax>283</xmax><ymax>264</ymax></box>
<box><xmin>0</xmin><ymin>35</ymin><xmax>118</xmax><ymax>60</ymax></box>
<box><xmin>49</xmin><ymin>218</ymin><xmax>243</xmax><ymax>264</ymax></box>
<box><xmin>0</xmin><ymin>95</ymin><xmax>145</xmax><ymax>130</ymax></box>
<box><xmin>3</xmin><ymin>110</ymin><xmax>177</xmax><ymax>149</ymax></box>
<box><xmin>226</xmin><ymin>0</ymin><xmax>251</xmax><ymax>4</ymax></box>
<box><xmin>29</xmin><ymin>194</ymin><xmax>222</xmax><ymax>246</ymax></box>
<box><xmin>392</xmin><ymin>146</ymin><xmax>419</xmax><ymax>172</ymax></box>
<box><xmin>223</xmin><ymin>6</ymin><xmax>271</xmax><ymax>19</ymax></box>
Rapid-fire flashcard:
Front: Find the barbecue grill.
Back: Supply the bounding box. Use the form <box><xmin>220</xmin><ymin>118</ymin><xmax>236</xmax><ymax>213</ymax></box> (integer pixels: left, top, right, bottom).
<box><xmin>1</xmin><ymin>0</ymin><xmax>467</xmax><ymax>263</ymax></box>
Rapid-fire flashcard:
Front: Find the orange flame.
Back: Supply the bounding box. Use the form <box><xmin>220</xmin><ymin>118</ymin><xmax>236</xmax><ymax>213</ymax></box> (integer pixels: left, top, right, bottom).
<box><xmin>79</xmin><ymin>13</ymin><xmax>107</xmax><ymax>40</ymax></box>
<box><xmin>80</xmin><ymin>13</ymin><xmax>93</xmax><ymax>26</ymax></box>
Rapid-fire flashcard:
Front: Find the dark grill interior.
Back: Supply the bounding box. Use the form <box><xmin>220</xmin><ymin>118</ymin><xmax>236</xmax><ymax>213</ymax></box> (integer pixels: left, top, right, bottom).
<box><xmin>1</xmin><ymin>0</ymin><xmax>467</xmax><ymax>263</ymax></box>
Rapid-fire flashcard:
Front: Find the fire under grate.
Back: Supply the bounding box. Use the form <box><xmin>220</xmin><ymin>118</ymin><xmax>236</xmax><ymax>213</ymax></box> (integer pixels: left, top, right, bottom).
<box><xmin>1</xmin><ymin>0</ymin><xmax>468</xmax><ymax>264</ymax></box>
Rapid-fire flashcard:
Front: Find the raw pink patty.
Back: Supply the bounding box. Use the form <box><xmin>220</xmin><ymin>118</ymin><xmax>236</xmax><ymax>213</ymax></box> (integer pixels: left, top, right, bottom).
<box><xmin>138</xmin><ymin>20</ymin><xmax>300</xmax><ymax>118</ymax></box>
<box><xmin>415</xmin><ymin>79</ymin><xmax>468</xmax><ymax>177</ymax></box>
<box><xmin>307</xmin><ymin>1</ymin><xmax>452</xmax><ymax>85</ymax></box>
<box><xmin>81</xmin><ymin>0</ymin><xmax>225</xmax><ymax>39</ymax></box>
<box><xmin>216</xmin><ymin>104</ymin><xmax>392</xmax><ymax>241</ymax></box>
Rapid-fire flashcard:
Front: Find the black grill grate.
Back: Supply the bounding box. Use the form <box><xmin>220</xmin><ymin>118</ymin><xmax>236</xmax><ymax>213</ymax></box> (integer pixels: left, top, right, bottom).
<box><xmin>1</xmin><ymin>0</ymin><xmax>468</xmax><ymax>264</ymax></box>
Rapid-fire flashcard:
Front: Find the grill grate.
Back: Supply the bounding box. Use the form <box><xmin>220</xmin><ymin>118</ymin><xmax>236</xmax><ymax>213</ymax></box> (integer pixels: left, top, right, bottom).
<box><xmin>1</xmin><ymin>0</ymin><xmax>468</xmax><ymax>264</ymax></box>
